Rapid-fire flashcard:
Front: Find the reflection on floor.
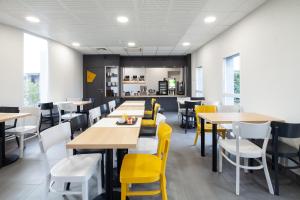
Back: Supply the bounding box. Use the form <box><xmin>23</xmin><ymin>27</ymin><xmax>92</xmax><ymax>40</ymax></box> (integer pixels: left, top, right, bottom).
<box><xmin>0</xmin><ymin>112</ymin><xmax>299</xmax><ymax>200</ymax></box>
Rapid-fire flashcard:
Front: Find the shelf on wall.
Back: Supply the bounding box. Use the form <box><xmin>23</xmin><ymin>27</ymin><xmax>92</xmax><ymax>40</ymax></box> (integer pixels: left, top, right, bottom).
<box><xmin>122</xmin><ymin>81</ymin><xmax>146</xmax><ymax>84</ymax></box>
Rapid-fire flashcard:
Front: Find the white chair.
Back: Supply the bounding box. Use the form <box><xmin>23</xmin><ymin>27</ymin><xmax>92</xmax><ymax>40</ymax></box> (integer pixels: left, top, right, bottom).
<box><xmin>57</xmin><ymin>102</ymin><xmax>82</xmax><ymax>123</ymax></box>
<box><xmin>218</xmin><ymin>122</ymin><xmax>274</xmax><ymax>195</ymax></box>
<box><xmin>218</xmin><ymin>105</ymin><xmax>242</xmax><ymax>135</ymax></box>
<box><xmin>6</xmin><ymin>107</ymin><xmax>40</xmax><ymax>158</ymax></box>
<box><xmin>108</xmin><ymin>100</ymin><xmax>116</xmax><ymax>113</ymax></box>
<box><xmin>88</xmin><ymin>107</ymin><xmax>101</xmax><ymax>126</ymax></box>
<box><xmin>39</xmin><ymin>122</ymin><xmax>102</xmax><ymax>200</ymax></box>
<box><xmin>129</xmin><ymin>113</ymin><xmax>167</xmax><ymax>154</ymax></box>
<box><xmin>177</xmin><ymin>97</ymin><xmax>191</xmax><ymax>123</ymax></box>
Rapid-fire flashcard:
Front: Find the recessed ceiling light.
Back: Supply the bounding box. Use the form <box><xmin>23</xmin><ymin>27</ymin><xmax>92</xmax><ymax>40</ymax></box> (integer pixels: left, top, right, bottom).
<box><xmin>117</xmin><ymin>16</ymin><xmax>129</xmax><ymax>23</ymax></box>
<box><xmin>72</xmin><ymin>42</ymin><xmax>80</xmax><ymax>47</ymax></box>
<box><xmin>182</xmin><ymin>42</ymin><xmax>190</xmax><ymax>47</ymax></box>
<box><xmin>25</xmin><ymin>16</ymin><xmax>40</xmax><ymax>23</ymax></box>
<box><xmin>128</xmin><ymin>42</ymin><xmax>136</xmax><ymax>47</ymax></box>
<box><xmin>204</xmin><ymin>16</ymin><xmax>216</xmax><ymax>24</ymax></box>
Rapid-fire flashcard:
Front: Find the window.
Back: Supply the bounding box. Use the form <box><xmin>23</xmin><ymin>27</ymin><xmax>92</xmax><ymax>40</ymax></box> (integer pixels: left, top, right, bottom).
<box><xmin>223</xmin><ymin>54</ymin><xmax>240</xmax><ymax>105</ymax></box>
<box><xmin>23</xmin><ymin>33</ymin><xmax>48</xmax><ymax>106</ymax></box>
<box><xmin>195</xmin><ymin>66</ymin><xmax>204</xmax><ymax>97</ymax></box>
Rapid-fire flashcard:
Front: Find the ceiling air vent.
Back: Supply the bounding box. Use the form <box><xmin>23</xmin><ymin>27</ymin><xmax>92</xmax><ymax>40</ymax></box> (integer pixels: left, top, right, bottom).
<box><xmin>95</xmin><ymin>47</ymin><xmax>110</xmax><ymax>54</ymax></box>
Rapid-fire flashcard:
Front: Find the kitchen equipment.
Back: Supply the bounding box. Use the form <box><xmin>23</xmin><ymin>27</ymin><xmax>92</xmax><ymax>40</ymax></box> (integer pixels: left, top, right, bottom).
<box><xmin>177</xmin><ymin>81</ymin><xmax>185</xmax><ymax>95</ymax></box>
<box><xmin>159</xmin><ymin>80</ymin><xmax>168</xmax><ymax>95</ymax></box>
<box><xmin>124</xmin><ymin>75</ymin><xmax>130</xmax><ymax>81</ymax></box>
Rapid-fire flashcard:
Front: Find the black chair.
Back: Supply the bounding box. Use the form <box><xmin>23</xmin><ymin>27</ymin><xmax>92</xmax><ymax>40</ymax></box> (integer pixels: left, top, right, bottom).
<box><xmin>115</xmin><ymin>98</ymin><xmax>123</xmax><ymax>107</ymax></box>
<box><xmin>100</xmin><ymin>103</ymin><xmax>110</xmax><ymax>117</ymax></box>
<box><xmin>191</xmin><ymin>97</ymin><xmax>205</xmax><ymax>101</ymax></box>
<box><xmin>70</xmin><ymin>115</ymin><xmax>105</xmax><ymax>188</ymax></box>
<box><xmin>268</xmin><ymin>121</ymin><xmax>300</xmax><ymax>195</ymax></box>
<box><xmin>39</xmin><ymin>102</ymin><xmax>59</xmax><ymax>131</ymax></box>
<box><xmin>143</xmin><ymin>101</ymin><xmax>157</xmax><ymax>120</ymax></box>
<box><xmin>0</xmin><ymin>107</ymin><xmax>19</xmax><ymax>130</ymax></box>
<box><xmin>181</xmin><ymin>101</ymin><xmax>201</xmax><ymax>134</ymax></box>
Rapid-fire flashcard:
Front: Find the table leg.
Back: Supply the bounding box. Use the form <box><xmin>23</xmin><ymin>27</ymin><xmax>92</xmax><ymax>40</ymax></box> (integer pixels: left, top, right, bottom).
<box><xmin>200</xmin><ymin>118</ymin><xmax>205</xmax><ymax>156</ymax></box>
<box><xmin>94</xmin><ymin>149</ymin><xmax>126</xmax><ymax>200</ymax></box>
<box><xmin>212</xmin><ymin>123</ymin><xmax>217</xmax><ymax>172</ymax></box>
<box><xmin>0</xmin><ymin>122</ymin><xmax>19</xmax><ymax>168</ymax></box>
<box><xmin>77</xmin><ymin>105</ymin><xmax>81</xmax><ymax>113</ymax></box>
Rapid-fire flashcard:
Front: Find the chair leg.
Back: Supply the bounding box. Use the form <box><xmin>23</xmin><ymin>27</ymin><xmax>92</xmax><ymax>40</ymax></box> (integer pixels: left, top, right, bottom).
<box><xmin>161</xmin><ymin>175</ymin><xmax>168</xmax><ymax>200</ymax></box>
<box><xmin>44</xmin><ymin>174</ymin><xmax>51</xmax><ymax>199</ymax></box>
<box><xmin>218</xmin><ymin>147</ymin><xmax>223</xmax><ymax>173</ymax></box>
<box><xmin>121</xmin><ymin>183</ymin><xmax>127</xmax><ymax>200</ymax></box>
<box><xmin>244</xmin><ymin>158</ymin><xmax>249</xmax><ymax>173</ymax></box>
<box><xmin>101</xmin><ymin>154</ymin><xmax>105</xmax><ymax>189</ymax></box>
<box><xmin>185</xmin><ymin>116</ymin><xmax>188</xmax><ymax>134</ymax></box>
<box><xmin>236</xmin><ymin>159</ymin><xmax>240</xmax><ymax>195</ymax></box>
<box><xmin>82</xmin><ymin>180</ymin><xmax>89</xmax><ymax>200</ymax></box>
<box><xmin>193</xmin><ymin>131</ymin><xmax>199</xmax><ymax>145</ymax></box>
<box><xmin>274</xmin><ymin>154</ymin><xmax>280</xmax><ymax>195</ymax></box>
<box><xmin>97</xmin><ymin>162</ymin><xmax>102</xmax><ymax>194</ymax></box>
<box><xmin>19</xmin><ymin>135</ymin><xmax>24</xmax><ymax>158</ymax></box>
<box><xmin>262</xmin><ymin>155</ymin><xmax>274</xmax><ymax>195</ymax></box>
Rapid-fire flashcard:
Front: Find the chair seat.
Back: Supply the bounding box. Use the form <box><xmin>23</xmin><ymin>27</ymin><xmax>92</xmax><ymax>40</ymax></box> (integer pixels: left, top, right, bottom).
<box><xmin>51</xmin><ymin>154</ymin><xmax>100</xmax><ymax>180</ymax></box>
<box><xmin>219</xmin><ymin>139</ymin><xmax>263</xmax><ymax>158</ymax></box>
<box><xmin>143</xmin><ymin>114</ymin><xmax>153</xmax><ymax>119</ymax></box>
<box><xmin>61</xmin><ymin>113</ymin><xmax>82</xmax><ymax>120</ymax></box>
<box><xmin>141</xmin><ymin>119</ymin><xmax>156</xmax><ymax>127</ymax></box>
<box><xmin>129</xmin><ymin>138</ymin><xmax>158</xmax><ymax>154</ymax></box>
<box><xmin>120</xmin><ymin>154</ymin><xmax>161</xmax><ymax>184</ymax></box>
<box><xmin>6</xmin><ymin>125</ymin><xmax>37</xmax><ymax>135</ymax></box>
<box><xmin>144</xmin><ymin>110</ymin><xmax>152</xmax><ymax>115</ymax></box>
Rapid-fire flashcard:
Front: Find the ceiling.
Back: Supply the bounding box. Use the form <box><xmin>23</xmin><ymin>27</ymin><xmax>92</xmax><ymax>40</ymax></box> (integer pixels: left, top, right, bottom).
<box><xmin>0</xmin><ymin>0</ymin><xmax>267</xmax><ymax>55</ymax></box>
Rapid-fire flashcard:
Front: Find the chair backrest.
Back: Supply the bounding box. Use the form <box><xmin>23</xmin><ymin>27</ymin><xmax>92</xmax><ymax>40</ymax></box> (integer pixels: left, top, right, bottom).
<box><xmin>18</xmin><ymin>107</ymin><xmax>40</xmax><ymax>128</ymax></box>
<box><xmin>58</xmin><ymin>102</ymin><xmax>76</xmax><ymax>113</ymax></box>
<box><xmin>89</xmin><ymin>106</ymin><xmax>101</xmax><ymax>126</ymax></box>
<box><xmin>39</xmin><ymin>102</ymin><xmax>54</xmax><ymax>110</ymax></box>
<box><xmin>155</xmin><ymin>113</ymin><xmax>167</xmax><ymax>136</ymax></box>
<box><xmin>39</xmin><ymin>122</ymin><xmax>71</xmax><ymax>153</ymax></box>
<box><xmin>70</xmin><ymin>115</ymin><xmax>88</xmax><ymax>139</ymax></box>
<box><xmin>156</xmin><ymin>122</ymin><xmax>172</xmax><ymax>174</ymax></box>
<box><xmin>195</xmin><ymin>105</ymin><xmax>217</xmax><ymax>126</ymax></box>
<box><xmin>177</xmin><ymin>97</ymin><xmax>191</xmax><ymax>109</ymax></box>
<box><xmin>0</xmin><ymin>106</ymin><xmax>19</xmax><ymax>127</ymax></box>
<box><xmin>108</xmin><ymin>100</ymin><xmax>116</xmax><ymax>112</ymax></box>
<box><xmin>219</xmin><ymin>105</ymin><xmax>241</xmax><ymax>113</ymax></box>
<box><xmin>233</xmin><ymin>122</ymin><xmax>271</xmax><ymax>139</ymax></box>
<box><xmin>153</xmin><ymin>103</ymin><xmax>161</xmax><ymax>121</ymax></box>
<box><xmin>184</xmin><ymin>101</ymin><xmax>201</xmax><ymax>112</ymax></box>
<box><xmin>100</xmin><ymin>103</ymin><xmax>109</xmax><ymax>116</ymax></box>
<box><xmin>271</xmin><ymin>121</ymin><xmax>300</xmax><ymax>138</ymax></box>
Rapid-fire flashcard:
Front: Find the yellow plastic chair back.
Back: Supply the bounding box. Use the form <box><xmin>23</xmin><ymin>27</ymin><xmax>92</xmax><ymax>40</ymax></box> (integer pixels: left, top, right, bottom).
<box><xmin>153</xmin><ymin>103</ymin><xmax>161</xmax><ymax>121</ymax></box>
<box><xmin>195</xmin><ymin>105</ymin><xmax>217</xmax><ymax>127</ymax></box>
<box><xmin>156</xmin><ymin>122</ymin><xmax>172</xmax><ymax>173</ymax></box>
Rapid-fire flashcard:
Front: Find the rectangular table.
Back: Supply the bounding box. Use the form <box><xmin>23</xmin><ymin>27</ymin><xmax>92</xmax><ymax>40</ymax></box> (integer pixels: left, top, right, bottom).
<box><xmin>0</xmin><ymin>113</ymin><xmax>31</xmax><ymax>167</ymax></box>
<box><xmin>108</xmin><ymin>109</ymin><xmax>145</xmax><ymax>118</ymax></box>
<box><xmin>121</xmin><ymin>100</ymin><xmax>145</xmax><ymax>107</ymax></box>
<box><xmin>55</xmin><ymin>100</ymin><xmax>92</xmax><ymax>112</ymax></box>
<box><xmin>198</xmin><ymin>112</ymin><xmax>283</xmax><ymax>172</ymax></box>
<box><xmin>67</xmin><ymin>119</ymin><xmax>141</xmax><ymax>200</ymax></box>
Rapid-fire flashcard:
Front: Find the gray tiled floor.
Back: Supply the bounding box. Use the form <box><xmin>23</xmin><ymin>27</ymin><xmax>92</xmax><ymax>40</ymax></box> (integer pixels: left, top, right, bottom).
<box><xmin>0</xmin><ymin>112</ymin><xmax>299</xmax><ymax>200</ymax></box>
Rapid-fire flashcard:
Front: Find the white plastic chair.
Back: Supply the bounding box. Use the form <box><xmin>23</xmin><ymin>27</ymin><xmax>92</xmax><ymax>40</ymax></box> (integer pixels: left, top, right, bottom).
<box><xmin>108</xmin><ymin>100</ymin><xmax>116</xmax><ymax>113</ymax></box>
<box><xmin>129</xmin><ymin>113</ymin><xmax>167</xmax><ymax>154</ymax></box>
<box><xmin>39</xmin><ymin>122</ymin><xmax>102</xmax><ymax>200</ymax></box>
<box><xmin>6</xmin><ymin>107</ymin><xmax>40</xmax><ymax>158</ymax></box>
<box><xmin>88</xmin><ymin>107</ymin><xmax>101</xmax><ymax>126</ymax></box>
<box><xmin>57</xmin><ymin>102</ymin><xmax>82</xmax><ymax>122</ymax></box>
<box><xmin>218</xmin><ymin>122</ymin><xmax>274</xmax><ymax>195</ymax></box>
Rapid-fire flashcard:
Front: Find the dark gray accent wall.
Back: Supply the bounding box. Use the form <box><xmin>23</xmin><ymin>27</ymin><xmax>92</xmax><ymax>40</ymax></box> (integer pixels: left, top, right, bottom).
<box><xmin>186</xmin><ymin>54</ymin><xmax>192</xmax><ymax>97</ymax></box>
<box><xmin>83</xmin><ymin>54</ymin><xmax>192</xmax><ymax>107</ymax></box>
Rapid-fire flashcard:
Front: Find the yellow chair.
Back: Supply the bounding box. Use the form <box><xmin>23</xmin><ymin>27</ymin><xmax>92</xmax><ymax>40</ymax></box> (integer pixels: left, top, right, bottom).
<box><xmin>144</xmin><ymin>98</ymin><xmax>157</xmax><ymax>115</ymax></box>
<box><xmin>120</xmin><ymin>122</ymin><xmax>172</xmax><ymax>200</ymax></box>
<box><xmin>142</xmin><ymin>103</ymin><xmax>160</xmax><ymax>127</ymax></box>
<box><xmin>193</xmin><ymin>105</ymin><xmax>226</xmax><ymax>145</ymax></box>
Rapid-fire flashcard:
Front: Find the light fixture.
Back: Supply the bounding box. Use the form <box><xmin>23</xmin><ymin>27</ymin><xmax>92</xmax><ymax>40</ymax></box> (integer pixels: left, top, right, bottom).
<box><xmin>25</xmin><ymin>16</ymin><xmax>40</xmax><ymax>23</ymax></box>
<box><xmin>72</xmin><ymin>42</ymin><xmax>80</xmax><ymax>47</ymax></box>
<box><xmin>204</xmin><ymin>16</ymin><xmax>216</xmax><ymax>24</ymax></box>
<box><xmin>128</xmin><ymin>42</ymin><xmax>136</xmax><ymax>47</ymax></box>
<box><xmin>117</xmin><ymin>16</ymin><xmax>129</xmax><ymax>23</ymax></box>
<box><xmin>182</xmin><ymin>42</ymin><xmax>190</xmax><ymax>47</ymax></box>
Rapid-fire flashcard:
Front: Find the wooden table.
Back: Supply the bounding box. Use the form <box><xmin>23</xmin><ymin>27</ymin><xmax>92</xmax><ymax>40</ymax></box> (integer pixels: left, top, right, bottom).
<box><xmin>198</xmin><ymin>112</ymin><xmax>283</xmax><ymax>172</ymax></box>
<box><xmin>117</xmin><ymin>105</ymin><xmax>145</xmax><ymax>110</ymax></box>
<box><xmin>121</xmin><ymin>100</ymin><xmax>145</xmax><ymax>107</ymax></box>
<box><xmin>108</xmin><ymin>102</ymin><xmax>145</xmax><ymax>118</ymax></box>
<box><xmin>0</xmin><ymin>113</ymin><xmax>31</xmax><ymax>167</ymax></box>
<box><xmin>67</xmin><ymin>119</ymin><xmax>141</xmax><ymax>200</ymax></box>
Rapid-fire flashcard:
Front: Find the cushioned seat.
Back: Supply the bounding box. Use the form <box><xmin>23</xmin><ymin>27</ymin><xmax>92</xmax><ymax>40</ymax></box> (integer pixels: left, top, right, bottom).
<box><xmin>141</xmin><ymin>119</ymin><xmax>156</xmax><ymax>127</ymax></box>
<box><xmin>219</xmin><ymin>139</ymin><xmax>263</xmax><ymax>158</ymax></box>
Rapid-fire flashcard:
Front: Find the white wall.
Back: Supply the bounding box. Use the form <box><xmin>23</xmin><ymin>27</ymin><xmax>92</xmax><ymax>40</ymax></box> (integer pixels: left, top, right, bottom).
<box><xmin>0</xmin><ymin>23</ymin><xmax>83</xmax><ymax>106</ymax></box>
<box><xmin>0</xmin><ymin>24</ymin><xmax>24</xmax><ymax>106</ymax></box>
<box><xmin>47</xmin><ymin>41</ymin><xmax>83</xmax><ymax>102</ymax></box>
<box><xmin>192</xmin><ymin>0</ymin><xmax>300</xmax><ymax>123</ymax></box>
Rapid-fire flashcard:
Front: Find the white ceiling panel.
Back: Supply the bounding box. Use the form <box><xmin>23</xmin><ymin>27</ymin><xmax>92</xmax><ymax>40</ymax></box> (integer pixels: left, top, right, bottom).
<box><xmin>0</xmin><ymin>0</ymin><xmax>267</xmax><ymax>55</ymax></box>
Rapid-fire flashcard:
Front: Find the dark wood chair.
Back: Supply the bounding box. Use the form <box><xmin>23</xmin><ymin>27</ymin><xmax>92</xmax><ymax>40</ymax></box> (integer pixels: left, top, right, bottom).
<box><xmin>39</xmin><ymin>102</ymin><xmax>59</xmax><ymax>131</ymax></box>
<box><xmin>269</xmin><ymin>121</ymin><xmax>300</xmax><ymax>195</ymax></box>
<box><xmin>181</xmin><ymin>101</ymin><xmax>201</xmax><ymax>133</ymax></box>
